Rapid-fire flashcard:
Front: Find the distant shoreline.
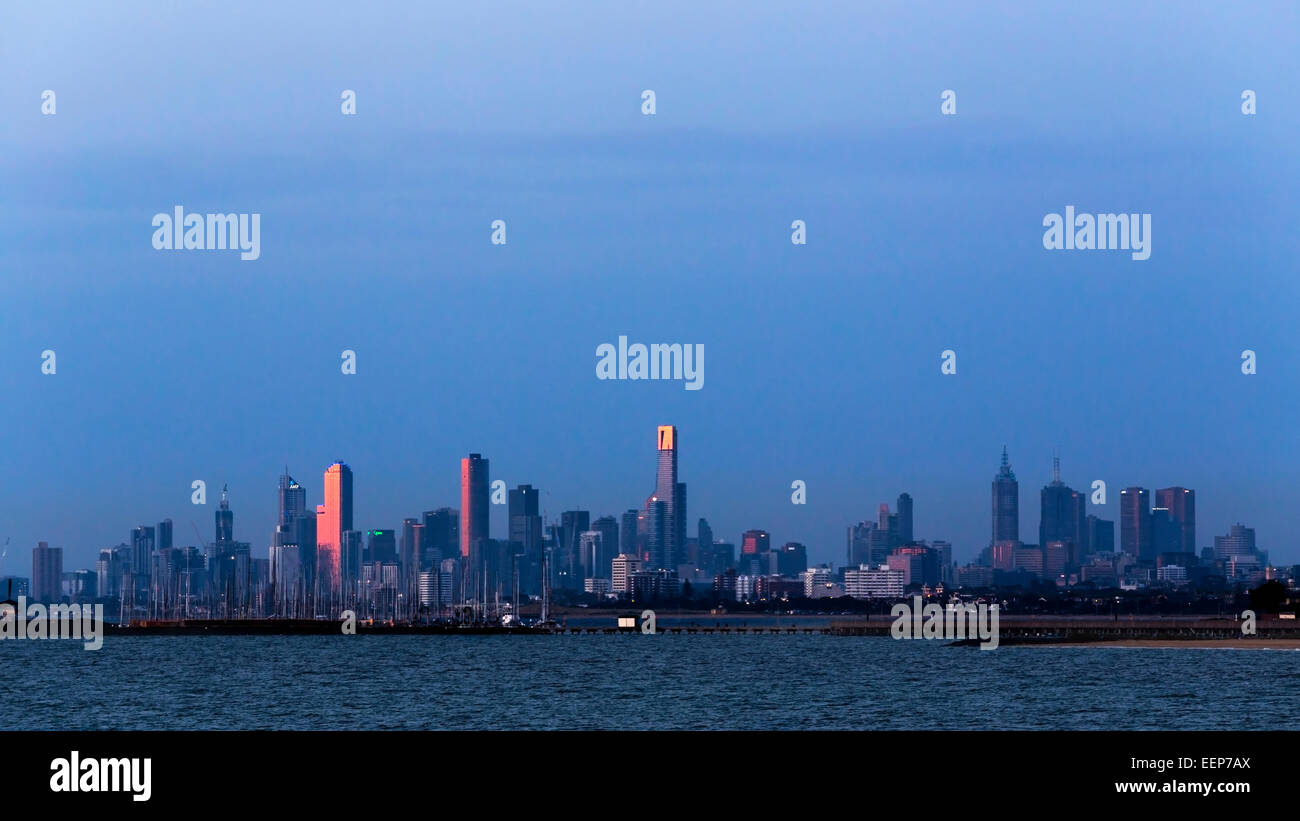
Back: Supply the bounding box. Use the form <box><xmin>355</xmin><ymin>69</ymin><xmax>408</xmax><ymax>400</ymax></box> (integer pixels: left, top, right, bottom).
<box><xmin>83</xmin><ymin>612</ymin><xmax>1300</xmax><ymax>643</ymax></box>
<box><xmin>1026</xmin><ymin>638</ymin><xmax>1300</xmax><ymax>650</ymax></box>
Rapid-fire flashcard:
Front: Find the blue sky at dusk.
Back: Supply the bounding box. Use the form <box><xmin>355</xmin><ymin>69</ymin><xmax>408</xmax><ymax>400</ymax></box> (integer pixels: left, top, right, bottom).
<box><xmin>2</xmin><ymin>1</ymin><xmax>1297</xmax><ymax>571</ymax></box>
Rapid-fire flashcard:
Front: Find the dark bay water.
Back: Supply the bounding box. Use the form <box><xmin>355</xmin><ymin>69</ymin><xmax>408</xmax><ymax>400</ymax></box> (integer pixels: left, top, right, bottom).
<box><xmin>5</xmin><ymin>635</ymin><xmax>1296</xmax><ymax>730</ymax></box>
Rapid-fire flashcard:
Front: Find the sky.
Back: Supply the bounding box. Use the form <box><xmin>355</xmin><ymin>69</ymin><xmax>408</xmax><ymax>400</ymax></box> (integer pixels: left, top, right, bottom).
<box><xmin>2</xmin><ymin>1</ymin><xmax>1298</xmax><ymax>573</ymax></box>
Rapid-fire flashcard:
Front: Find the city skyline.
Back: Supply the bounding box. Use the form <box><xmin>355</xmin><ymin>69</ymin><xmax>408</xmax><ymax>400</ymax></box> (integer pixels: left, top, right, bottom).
<box><xmin>4</xmin><ymin>1</ymin><xmax>1295</xmax><ymax>579</ymax></box>
<box><xmin>6</xmin><ymin>434</ymin><xmax>1275</xmax><ymax>584</ymax></box>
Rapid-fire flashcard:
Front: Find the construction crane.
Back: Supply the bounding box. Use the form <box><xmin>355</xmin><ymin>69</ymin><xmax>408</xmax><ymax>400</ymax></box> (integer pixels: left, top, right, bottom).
<box><xmin>1</xmin><ymin>537</ymin><xmax>11</xmax><ymax>607</ymax></box>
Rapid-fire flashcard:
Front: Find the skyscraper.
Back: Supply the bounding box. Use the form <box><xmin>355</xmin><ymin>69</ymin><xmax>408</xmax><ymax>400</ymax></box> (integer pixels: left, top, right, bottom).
<box><xmin>400</xmin><ymin>519</ymin><xmax>423</xmax><ymax>579</ymax></box>
<box><xmin>291</xmin><ymin>511</ymin><xmax>318</xmax><ymax>599</ymax></box>
<box><xmin>778</xmin><ymin>542</ymin><xmax>808</xmax><ymax>576</ymax></box>
<box><xmin>878</xmin><ymin>503</ymin><xmax>898</xmax><ymax>550</ymax></box>
<box><xmin>698</xmin><ymin>518</ymin><xmax>713</xmax><ymax>553</ymax></box>
<box><xmin>367</xmin><ymin>529</ymin><xmax>397</xmax><ymax>564</ymax></box>
<box><xmin>278</xmin><ymin>469</ymin><xmax>307</xmax><ymax>527</ymax></box>
<box><xmin>559</xmin><ymin>510</ymin><xmax>591</xmax><ymax>585</ymax></box>
<box><xmin>215</xmin><ymin>484</ymin><xmax>234</xmax><ymax>543</ymax></box>
<box><xmin>991</xmin><ymin>446</ymin><xmax>1019</xmax><ymax>545</ymax></box>
<box><xmin>1152</xmin><ymin>508</ymin><xmax>1180</xmax><ymax>556</ymax></box>
<box><xmin>31</xmin><ymin>542</ymin><xmax>63</xmax><ymax>603</ymax></box>
<box><xmin>620</xmin><ymin>509</ymin><xmax>639</xmax><ymax>557</ymax></box>
<box><xmin>741</xmin><ymin>529</ymin><xmax>770</xmax><ymax>555</ymax></box>
<box><xmin>314</xmin><ymin>504</ymin><xmax>329</xmax><ymax>590</ymax></box>
<box><xmin>1154</xmin><ymin>487</ymin><xmax>1195</xmax><ymax>556</ymax></box>
<box><xmin>130</xmin><ymin>525</ymin><xmax>155</xmax><ymax>577</ymax></box>
<box><xmin>646</xmin><ymin>425</ymin><xmax>681</xmax><ymax>570</ymax></box>
<box><xmin>460</xmin><ymin>454</ymin><xmax>489</xmax><ymax>559</ymax></box>
<box><xmin>896</xmin><ymin>493</ymin><xmax>913</xmax><ymax>544</ymax></box>
<box><xmin>673</xmin><ymin>481</ymin><xmax>688</xmax><ymax>569</ymax></box>
<box><xmin>96</xmin><ymin>545</ymin><xmax>130</xmax><ymax>600</ymax></box>
<box><xmin>504</xmin><ymin>486</ymin><xmax>543</xmax><ymax>595</ymax></box>
<box><xmin>273</xmin><ymin>471</ymin><xmax>309</xmax><ymax>604</ymax></box>
<box><xmin>422</xmin><ymin>508</ymin><xmax>458</xmax><ymax>567</ymax></box>
<box><xmin>508</xmin><ymin>485</ymin><xmax>543</xmax><ymax>557</ymax></box>
<box><xmin>1039</xmin><ymin>457</ymin><xmax>1087</xmax><ymax>567</ymax></box>
<box><xmin>1119</xmin><ymin>487</ymin><xmax>1152</xmax><ymax>561</ymax></box>
<box><xmin>591</xmin><ymin>515</ymin><xmax>620</xmax><ymax>580</ymax></box>
<box><xmin>1087</xmin><ymin>514</ymin><xmax>1115</xmax><ymax>555</ymax></box>
<box><xmin>643</xmin><ymin>499</ymin><xmax>667</xmax><ymax>570</ymax></box>
<box><xmin>578</xmin><ymin>531</ymin><xmax>604</xmax><ymax>581</ymax></box>
<box><xmin>317</xmin><ymin>462</ymin><xmax>354</xmax><ymax>595</ymax></box>
<box><xmin>867</xmin><ymin>519</ymin><xmax>895</xmax><ymax>565</ymax></box>
<box><xmin>847</xmin><ymin>521</ymin><xmax>874</xmax><ymax>566</ymax></box>
<box><xmin>340</xmin><ymin>530</ymin><xmax>363</xmax><ymax>588</ymax></box>
<box><xmin>157</xmin><ymin>519</ymin><xmax>173</xmax><ymax>554</ymax></box>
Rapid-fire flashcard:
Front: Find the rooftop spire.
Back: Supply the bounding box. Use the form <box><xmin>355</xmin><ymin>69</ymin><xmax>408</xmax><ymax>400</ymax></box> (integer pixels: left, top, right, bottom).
<box><xmin>997</xmin><ymin>445</ymin><xmax>1016</xmax><ymax>480</ymax></box>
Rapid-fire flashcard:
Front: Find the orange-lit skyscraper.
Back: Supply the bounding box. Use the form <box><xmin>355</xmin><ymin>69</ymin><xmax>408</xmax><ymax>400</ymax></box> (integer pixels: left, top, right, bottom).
<box><xmin>646</xmin><ymin>425</ymin><xmax>685</xmax><ymax>570</ymax></box>
<box><xmin>317</xmin><ymin>461</ymin><xmax>354</xmax><ymax>596</ymax></box>
<box><xmin>460</xmin><ymin>454</ymin><xmax>489</xmax><ymax>559</ymax></box>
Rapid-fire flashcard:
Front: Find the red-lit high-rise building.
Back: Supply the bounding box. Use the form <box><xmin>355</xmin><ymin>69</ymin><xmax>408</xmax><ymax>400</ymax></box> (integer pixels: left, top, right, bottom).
<box><xmin>741</xmin><ymin>529</ymin><xmax>770</xmax><ymax>555</ymax></box>
<box><xmin>316</xmin><ymin>461</ymin><xmax>354</xmax><ymax>596</ymax></box>
<box><xmin>460</xmin><ymin>454</ymin><xmax>489</xmax><ymax>559</ymax></box>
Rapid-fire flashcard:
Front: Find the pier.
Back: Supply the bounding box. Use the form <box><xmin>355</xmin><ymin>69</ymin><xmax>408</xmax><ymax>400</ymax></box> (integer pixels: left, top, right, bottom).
<box><xmin>826</xmin><ymin>615</ymin><xmax>1300</xmax><ymax>642</ymax></box>
<box><xmin>112</xmin><ymin>614</ymin><xmax>1300</xmax><ymax>642</ymax></box>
